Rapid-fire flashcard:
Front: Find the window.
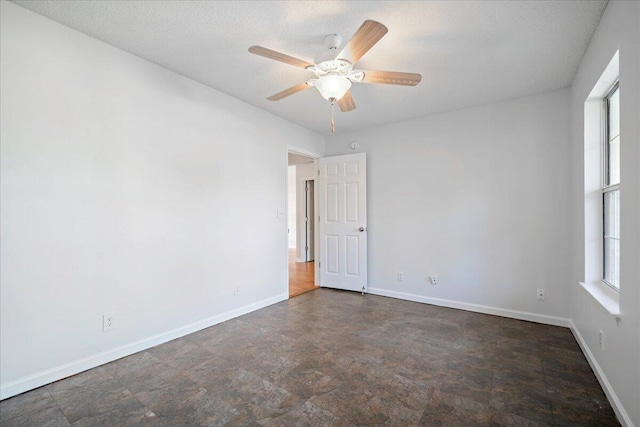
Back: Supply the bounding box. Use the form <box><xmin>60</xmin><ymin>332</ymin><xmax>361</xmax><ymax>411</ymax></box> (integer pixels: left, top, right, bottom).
<box><xmin>602</xmin><ymin>82</ymin><xmax>620</xmax><ymax>290</ymax></box>
<box><xmin>581</xmin><ymin>51</ymin><xmax>620</xmax><ymax>318</ymax></box>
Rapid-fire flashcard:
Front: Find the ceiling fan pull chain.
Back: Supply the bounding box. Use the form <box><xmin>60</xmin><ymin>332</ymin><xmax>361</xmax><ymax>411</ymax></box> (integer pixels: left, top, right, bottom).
<box><xmin>330</xmin><ymin>100</ymin><xmax>336</xmax><ymax>133</ymax></box>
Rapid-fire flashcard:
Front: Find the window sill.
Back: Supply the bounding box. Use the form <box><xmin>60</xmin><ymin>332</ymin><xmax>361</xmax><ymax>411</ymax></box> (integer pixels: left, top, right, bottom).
<box><xmin>579</xmin><ymin>281</ymin><xmax>621</xmax><ymax>323</ymax></box>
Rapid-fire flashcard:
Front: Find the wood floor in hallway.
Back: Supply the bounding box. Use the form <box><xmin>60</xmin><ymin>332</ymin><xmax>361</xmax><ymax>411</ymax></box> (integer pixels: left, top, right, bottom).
<box><xmin>288</xmin><ymin>248</ymin><xmax>318</xmax><ymax>298</ymax></box>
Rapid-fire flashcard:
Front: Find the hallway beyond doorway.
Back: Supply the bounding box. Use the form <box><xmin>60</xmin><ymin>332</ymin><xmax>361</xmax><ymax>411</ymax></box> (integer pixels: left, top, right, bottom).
<box><xmin>288</xmin><ymin>249</ymin><xmax>317</xmax><ymax>297</ymax></box>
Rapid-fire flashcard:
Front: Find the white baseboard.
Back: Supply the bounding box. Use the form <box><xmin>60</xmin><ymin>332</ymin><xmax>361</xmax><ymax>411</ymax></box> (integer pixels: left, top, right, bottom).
<box><xmin>367</xmin><ymin>287</ymin><xmax>571</xmax><ymax>327</ymax></box>
<box><xmin>569</xmin><ymin>320</ymin><xmax>633</xmax><ymax>427</ymax></box>
<box><xmin>0</xmin><ymin>293</ymin><xmax>288</xmax><ymax>401</ymax></box>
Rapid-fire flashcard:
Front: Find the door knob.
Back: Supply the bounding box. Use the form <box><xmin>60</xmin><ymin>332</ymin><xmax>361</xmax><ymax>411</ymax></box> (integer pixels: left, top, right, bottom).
<box><xmin>359</xmin><ymin>227</ymin><xmax>366</xmax><ymax>232</ymax></box>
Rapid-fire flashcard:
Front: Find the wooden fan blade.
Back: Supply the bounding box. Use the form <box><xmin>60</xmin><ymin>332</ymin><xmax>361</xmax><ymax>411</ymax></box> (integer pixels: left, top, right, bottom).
<box><xmin>249</xmin><ymin>46</ymin><xmax>314</xmax><ymax>69</ymax></box>
<box><xmin>267</xmin><ymin>82</ymin><xmax>311</xmax><ymax>101</ymax></box>
<box><xmin>338</xmin><ymin>91</ymin><xmax>356</xmax><ymax>112</ymax></box>
<box><xmin>337</xmin><ymin>20</ymin><xmax>388</xmax><ymax>65</ymax></box>
<box><xmin>361</xmin><ymin>70</ymin><xmax>422</xmax><ymax>86</ymax></box>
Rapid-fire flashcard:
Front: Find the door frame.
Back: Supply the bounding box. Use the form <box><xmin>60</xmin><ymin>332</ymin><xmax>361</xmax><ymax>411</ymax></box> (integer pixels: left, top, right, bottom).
<box><xmin>301</xmin><ymin>179</ymin><xmax>315</xmax><ymax>262</ymax></box>
<box><xmin>285</xmin><ymin>145</ymin><xmax>322</xmax><ymax>298</ymax></box>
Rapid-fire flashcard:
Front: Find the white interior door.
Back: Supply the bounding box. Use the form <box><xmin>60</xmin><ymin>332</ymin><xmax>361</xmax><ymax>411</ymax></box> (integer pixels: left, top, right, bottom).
<box><xmin>318</xmin><ymin>153</ymin><xmax>367</xmax><ymax>292</ymax></box>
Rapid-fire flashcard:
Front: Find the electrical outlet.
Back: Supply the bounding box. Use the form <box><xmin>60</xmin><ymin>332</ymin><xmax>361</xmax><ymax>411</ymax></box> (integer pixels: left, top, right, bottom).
<box><xmin>234</xmin><ymin>284</ymin><xmax>240</xmax><ymax>296</ymax></box>
<box><xmin>103</xmin><ymin>312</ymin><xmax>115</xmax><ymax>332</ymax></box>
<box><xmin>397</xmin><ymin>272</ymin><xmax>404</xmax><ymax>281</ymax></box>
<box><xmin>430</xmin><ymin>275</ymin><xmax>438</xmax><ymax>285</ymax></box>
<box><xmin>537</xmin><ymin>289</ymin><xmax>546</xmax><ymax>301</ymax></box>
<box><xmin>599</xmin><ymin>330</ymin><xmax>604</xmax><ymax>350</ymax></box>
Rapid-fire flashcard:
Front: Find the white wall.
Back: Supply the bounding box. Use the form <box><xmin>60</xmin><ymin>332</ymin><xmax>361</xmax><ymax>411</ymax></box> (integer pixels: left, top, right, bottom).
<box><xmin>0</xmin><ymin>2</ymin><xmax>324</xmax><ymax>399</ymax></box>
<box><xmin>569</xmin><ymin>1</ymin><xmax>640</xmax><ymax>426</ymax></box>
<box><xmin>326</xmin><ymin>89</ymin><xmax>572</xmax><ymax>323</ymax></box>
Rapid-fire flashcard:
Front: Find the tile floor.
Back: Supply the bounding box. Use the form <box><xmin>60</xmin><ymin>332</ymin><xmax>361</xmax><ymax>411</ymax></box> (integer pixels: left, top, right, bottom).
<box><xmin>0</xmin><ymin>289</ymin><xmax>619</xmax><ymax>426</ymax></box>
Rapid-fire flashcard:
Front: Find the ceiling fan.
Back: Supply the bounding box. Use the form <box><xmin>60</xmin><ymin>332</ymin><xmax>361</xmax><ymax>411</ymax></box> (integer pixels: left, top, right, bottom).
<box><xmin>249</xmin><ymin>20</ymin><xmax>422</xmax><ymax>132</ymax></box>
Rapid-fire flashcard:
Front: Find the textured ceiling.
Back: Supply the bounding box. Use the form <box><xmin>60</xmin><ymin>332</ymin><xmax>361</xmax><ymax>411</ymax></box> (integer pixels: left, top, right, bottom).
<box><xmin>12</xmin><ymin>0</ymin><xmax>607</xmax><ymax>135</ymax></box>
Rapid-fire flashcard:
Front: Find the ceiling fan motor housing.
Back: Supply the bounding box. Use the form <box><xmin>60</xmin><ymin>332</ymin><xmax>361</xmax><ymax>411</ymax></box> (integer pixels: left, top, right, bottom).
<box><xmin>309</xmin><ymin>59</ymin><xmax>351</xmax><ymax>75</ymax></box>
<box><xmin>314</xmin><ymin>34</ymin><xmax>344</xmax><ymax>64</ymax></box>
<box><xmin>323</xmin><ymin>34</ymin><xmax>342</xmax><ymax>50</ymax></box>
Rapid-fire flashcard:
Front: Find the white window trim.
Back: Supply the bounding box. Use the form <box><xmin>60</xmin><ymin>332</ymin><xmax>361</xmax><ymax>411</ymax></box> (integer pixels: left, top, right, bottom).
<box><xmin>579</xmin><ymin>281</ymin><xmax>621</xmax><ymax>323</ymax></box>
<box><xmin>582</xmin><ymin>50</ymin><xmax>620</xmax><ymax>321</ymax></box>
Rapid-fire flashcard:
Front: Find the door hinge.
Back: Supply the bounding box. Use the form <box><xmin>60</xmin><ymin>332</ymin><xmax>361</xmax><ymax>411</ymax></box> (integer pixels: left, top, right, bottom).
<box><xmin>318</xmin><ymin>170</ymin><xmax>320</xmax><ymax>176</ymax></box>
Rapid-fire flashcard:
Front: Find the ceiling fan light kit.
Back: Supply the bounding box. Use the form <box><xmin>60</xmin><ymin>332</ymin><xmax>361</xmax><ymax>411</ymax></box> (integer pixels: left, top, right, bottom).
<box><xmin>249</xmin><ymin>20</ymin><xmax>422</xmax><ymax>133</ymax></box>
<box><xmin>312</xmin><ymin>74</ymin><xmax>352</xmax><ymax>101</ymax></box>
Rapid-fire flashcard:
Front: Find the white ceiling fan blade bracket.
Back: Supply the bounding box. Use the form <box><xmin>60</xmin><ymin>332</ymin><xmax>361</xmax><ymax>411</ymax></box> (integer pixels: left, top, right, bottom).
<box><xmin>347</xmin><ymin>71</ymin><xmax>365</xmax><ymax>83</ymax></box>
<box><xmin>306</xmin><ymin>65</ymin><xmax>322</xmax><ymax>76</ymax></box>
<box><xmin>306</xmin><ymin>79</ymin><xmax>318</xmax><ymax>87</ymax></box>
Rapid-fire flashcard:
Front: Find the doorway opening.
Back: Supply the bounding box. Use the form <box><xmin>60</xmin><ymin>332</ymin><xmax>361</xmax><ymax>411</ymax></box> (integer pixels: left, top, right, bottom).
<box><xmin>287</xmin><ymin>151</ymin><xmax>319</xmax><ymax>298</ymax></box>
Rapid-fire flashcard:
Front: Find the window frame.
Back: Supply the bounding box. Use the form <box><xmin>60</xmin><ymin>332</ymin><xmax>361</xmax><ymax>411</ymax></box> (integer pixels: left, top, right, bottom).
<box><xmin>601</xmin><ymin>80</ymin><xmax>620</xmax><ymax>291</ymax></box>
